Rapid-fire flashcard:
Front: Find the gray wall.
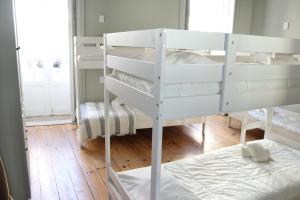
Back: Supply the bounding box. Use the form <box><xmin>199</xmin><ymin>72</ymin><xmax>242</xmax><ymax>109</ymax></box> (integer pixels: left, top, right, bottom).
<box><xmin>84</xmin><ymin>0</ymin><xmax>184</xmax><ymax>36</ymax></box>
<box><xmin>0</xmin><ymin>0</ymin><xmax>31</xmax><ymax>199</ymax></box>
<box><xmin>251</xmin><ymin>0</ymin><xmax>300</xmax><ymax>38</ymax></box>
<box><xmin>233</xmin><ymin>0</ymin><xmax>254</xmax><ymax>34</ymax></box>
<box><xmin>83</xmin><ymin>0</ymin><xmax>184</xmax><ymax>101</ymax></box>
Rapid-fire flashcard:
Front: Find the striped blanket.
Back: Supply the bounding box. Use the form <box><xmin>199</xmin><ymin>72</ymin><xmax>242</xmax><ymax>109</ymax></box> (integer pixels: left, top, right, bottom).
<box><xmin>78</xmin><ymin>102</ymin><xmax>136</xmax><ymax>143</ymax></box>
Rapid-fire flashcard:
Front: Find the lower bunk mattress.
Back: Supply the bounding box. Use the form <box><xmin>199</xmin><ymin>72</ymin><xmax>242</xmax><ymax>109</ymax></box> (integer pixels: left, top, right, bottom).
<box><xmin>78</xmin><ymin>102</ymin><xmax>205</xmax><ymax>143</ymax></box>
<box><xmin>118</xmin><ymin>139</ymin><xmax>300</xmax><ymax>200</ymax></box>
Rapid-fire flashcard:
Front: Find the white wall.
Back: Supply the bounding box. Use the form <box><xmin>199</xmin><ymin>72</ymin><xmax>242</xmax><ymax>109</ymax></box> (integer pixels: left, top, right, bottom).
<box><xmin>251</xmin><ymin>0</ymin><xmax>300</xmax><ymax>38</ymax></box>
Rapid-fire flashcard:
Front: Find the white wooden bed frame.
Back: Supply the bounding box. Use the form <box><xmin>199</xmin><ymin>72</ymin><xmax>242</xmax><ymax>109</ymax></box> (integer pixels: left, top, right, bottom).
<box><xmin>103</xmin><ymin>29</ymin><xmax>300</xmax><ymax>200</ymax></box>
<box><xmin>74</xmin><ymin>36</ymin><xmax>206</xmax><ymax>148</ymax></box>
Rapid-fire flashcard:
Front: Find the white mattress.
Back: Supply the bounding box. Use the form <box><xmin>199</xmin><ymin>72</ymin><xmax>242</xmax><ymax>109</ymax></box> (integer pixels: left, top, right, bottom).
<box><xmin>109</xmin><ymin>50</ymin><xmax>300</xmax><ymax>98</ymax></box>
<box><xmin>118</xmin><ymin>140</ymin><xmax>300</xmax><ymax>200</ymax></box>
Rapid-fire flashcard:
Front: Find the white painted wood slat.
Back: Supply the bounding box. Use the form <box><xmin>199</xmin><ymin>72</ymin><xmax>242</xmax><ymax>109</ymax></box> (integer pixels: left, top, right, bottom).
<box><xmin>164</xmin><ymin>64</ymin><xmax>223</xmax><ymax>84</ymax></box>
<box><xmin>107</xmin><ymin>55</ymin><xmax>154</xmax><ymax>81</ymax></box>
<box><xmin>163</xmin><ymin>95</ymin><xmax>221</xmax><ymax>120</ymax></box>
<box><xmin>232</xmin><ymin>64</ymin><xmax>300</xmax><ymax>81</ymax></box>
<box><xmin>224</xmin><ymin>88</ymin><xmax>300</xmax><ymax>112</ymax></box>
<box><xmin>234</xmin><ymin>34</ymin><xmax>300</xmax><ymax>54</ymax></box>
<box><xmin>106</xmin><ymin>29</ymin><xmax>155</xmax><ymax>48</ymax></box>
<box><xmin>105</xmin><ymin>76</ymin><xmax>154</xmax><ymax>117</ymax></box>
<box><xmin>165</xmin><ymin>29</ymin><xmax>226</xmax><ymax>50</ymax></box>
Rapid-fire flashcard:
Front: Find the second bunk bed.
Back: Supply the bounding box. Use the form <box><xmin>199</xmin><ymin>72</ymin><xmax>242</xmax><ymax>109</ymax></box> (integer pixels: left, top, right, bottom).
<box><xmin>74</xmin><ymin>36</ymin><xmax>206</xmax><ymax>146</ymax></box>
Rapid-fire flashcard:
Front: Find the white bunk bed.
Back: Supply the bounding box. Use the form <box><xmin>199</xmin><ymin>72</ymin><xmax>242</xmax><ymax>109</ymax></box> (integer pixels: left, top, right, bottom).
<box><xmin>104</xmin><ymin>29</ymin><xmax>300</xmax><ymax>200</ymax></box>
<box><xmin>74</xmin><ymin>37</ymin><xmax>206</xmax><ymax>145</ymax></box>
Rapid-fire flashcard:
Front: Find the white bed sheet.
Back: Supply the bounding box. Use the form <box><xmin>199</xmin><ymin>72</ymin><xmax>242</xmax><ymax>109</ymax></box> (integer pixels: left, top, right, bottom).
<box><xmin>118</xmin><ymin>139</ymin><xmax>300</xmax><ymax>200</ymax></box>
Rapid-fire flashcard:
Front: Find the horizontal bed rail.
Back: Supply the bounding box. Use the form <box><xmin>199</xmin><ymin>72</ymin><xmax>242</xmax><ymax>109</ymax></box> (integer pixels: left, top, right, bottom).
<box><xmin>107</xmin><ymin>55</ymin><xmax>154</xmax><ymax>81</ymax></box>
<box><xmin>164</xmin><ymin>64</ymin><xmax>223</xmax><ymax>84</ymax></box>
<box><xmin>106</xmin><ymin>76</ymin><xmax>154</xmax><ymax>117</ymax></box>
<box><xmin>106</xmin><ymin>29</ymin><xmax>155</xmax><ymax>48</ymax></box>
<box><xmin>226</xmin><ymin>88</ymin><xmax>300</xmax><ymax>112</ymax></box>
<box><xmin>163</xmin><ymin>95</ymin><xmax>221</xmax><ymax>120</ymax></box>
<box><xmin>233</xmin><ymin>34</ymin><xmax>300</xmax><ymax>54</ymax></box>
<box><xmin>106</xmin><ymin>29</ymin><xmax>227</xmax><ymax>51</ymax></box>
<box><xmin>164</xmin><ymin>29</ymin><xmax>226</xmax><ymax>50</ymax></box>
<box><xmin>232</xmin><ymin>64</ymin><xmax>300</xmax><ymax>81</ymax></box>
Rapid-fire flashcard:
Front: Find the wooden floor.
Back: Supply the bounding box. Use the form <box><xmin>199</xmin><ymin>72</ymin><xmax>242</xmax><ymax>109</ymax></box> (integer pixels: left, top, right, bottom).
<box><xmin>27</xmin><ymin>115</ymin><xmax>263</xmax><ymax>200</ymax></box>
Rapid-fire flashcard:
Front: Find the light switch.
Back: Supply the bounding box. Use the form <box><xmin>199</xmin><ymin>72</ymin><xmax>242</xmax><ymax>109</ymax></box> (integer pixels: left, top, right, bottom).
<box><xmin>99</xmin><ymin>15</ymin><xmax>105</xmax><ymax>23</ymax></box>
<box><xmin>283</xmin><ymin>22</ymin><xmax>289</xmax><ymax>31</ymax></box>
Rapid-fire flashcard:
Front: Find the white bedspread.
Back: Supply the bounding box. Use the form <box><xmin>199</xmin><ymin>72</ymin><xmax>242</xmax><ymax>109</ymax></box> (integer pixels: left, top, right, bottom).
<box><xmin>118</xmin><ymin>140</ymin><xmax>300</xmax><ymax>200</ymax></box>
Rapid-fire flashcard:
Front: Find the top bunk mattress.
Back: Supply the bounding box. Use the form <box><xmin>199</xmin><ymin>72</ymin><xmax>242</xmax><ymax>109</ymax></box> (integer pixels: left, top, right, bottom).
<box><xmin>118</xmin><ymin>139</ymin><xmax>300</xmax><ymax>200</ymax></box>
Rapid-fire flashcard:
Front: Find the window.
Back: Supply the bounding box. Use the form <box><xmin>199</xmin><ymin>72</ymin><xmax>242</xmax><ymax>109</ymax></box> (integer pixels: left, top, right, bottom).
<box><xmin>188</xmin><ymin>0</ymin><xmax>235</xmax><ymax>33</ymax></box>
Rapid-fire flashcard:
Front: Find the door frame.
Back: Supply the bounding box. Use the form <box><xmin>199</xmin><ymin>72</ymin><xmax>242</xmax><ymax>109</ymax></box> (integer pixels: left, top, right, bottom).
<box><xmin>69</xmin><ymin>0</ymin><xmax>78</xmax><ymax>121</ymax></box>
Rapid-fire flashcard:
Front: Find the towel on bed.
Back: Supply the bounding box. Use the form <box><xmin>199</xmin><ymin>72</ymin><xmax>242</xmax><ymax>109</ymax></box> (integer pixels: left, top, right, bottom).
<box><xmin>241</xmin><ymin>143</ymin><xmax>271</xmax><ymax>162</ymax></box>
<box><xmin>78</xmin><ymin>102</ymin><xmax>136</xmax><ymax>143</ymax></box>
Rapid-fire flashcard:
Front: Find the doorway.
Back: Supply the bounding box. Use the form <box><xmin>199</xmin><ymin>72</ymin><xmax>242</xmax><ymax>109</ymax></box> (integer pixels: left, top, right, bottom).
<box><xmin>15</xmin><ymin>0</ymin><xmax>73</xmax><ymax>123</ymax></box>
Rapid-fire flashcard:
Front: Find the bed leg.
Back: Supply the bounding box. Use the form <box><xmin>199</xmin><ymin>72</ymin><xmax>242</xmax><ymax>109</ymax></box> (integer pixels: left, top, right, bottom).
<box><xmin>240</xmin><ymin>112</ymin><xmax>248</xmax><ymax>145</ymax></box>
<box><xmin>80</xmin><ymin>143</ymin><xmax>85</xmax><ymax>150</ymax></box>
<box><xmin>227</xmin><ymin>116</ymin><xmax>232</xmax><ymax>128</ymax></box>
<box><xmin>202</xmin><ymin>123</ymin><xmax>206</xmax><ymax>137</ymax></box>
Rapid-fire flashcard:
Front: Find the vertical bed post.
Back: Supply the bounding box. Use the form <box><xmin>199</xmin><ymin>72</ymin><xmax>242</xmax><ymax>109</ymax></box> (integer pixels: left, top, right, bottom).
<box><xmin>221</xmin><ymin>34</ymin><xmax>237</xmax><ymax>114</ymax></box>
<box><xmin>240</xmin><ymin>112</ymin><xmax>248</xmax><ymax>144</ymax></box>
<box><xmin>264</xmin><ymin>108</ymin><xmax>273</xmax><ymax>139</ymax></box>
<box><xmin>103</xmin><ymin>34</ymin><xmax>111</xmax><ymax>188</ymax></box>
<box><xmin>150</xmin><ymin>29</ymin><xmax>167</xmax><ymax>200</ymax></box>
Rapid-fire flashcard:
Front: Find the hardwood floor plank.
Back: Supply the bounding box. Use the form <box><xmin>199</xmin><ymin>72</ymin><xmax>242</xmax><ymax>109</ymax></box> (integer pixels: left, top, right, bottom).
<box><xmin>44</xmin><ymin>126</ymin><xmax>78</xmax><ymax>200</ymax></box>
<box><xmin>36</xmin><ymin>127</ymin><xmax>60</xmax><ymax>200</ymax></box>
<box><xmin>66</xmin><ymin>126</ymin><xmax>108</xmax><ymax>200</ymax></box>
<box><xmin>60</xmin><ymin>125</ymin><xmax>95</xmax><ymax>200</ymax></box>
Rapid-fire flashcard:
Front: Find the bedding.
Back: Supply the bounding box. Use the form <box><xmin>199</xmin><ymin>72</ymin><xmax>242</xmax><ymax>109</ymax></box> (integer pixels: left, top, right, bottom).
<box><xmin>78</xmin><ymin>102</ymin><xmax>205</xmax><ymax>143</ymax></box>
<box><xmin>79</xmin><ymin>102</ymin><xmax>136</xmax><ymax>142</ymax></box>
<box><xmin>118</xmin><ymin>139</ymin><xmax>300</xmax><ymax>200</ymax></box>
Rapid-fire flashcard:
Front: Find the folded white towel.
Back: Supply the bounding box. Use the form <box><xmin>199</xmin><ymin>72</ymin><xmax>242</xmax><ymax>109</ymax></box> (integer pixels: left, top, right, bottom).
<box><xmin>241</xmin><ymin>143</ymin><xmax>271</xmax><ymax>162</ymax></box>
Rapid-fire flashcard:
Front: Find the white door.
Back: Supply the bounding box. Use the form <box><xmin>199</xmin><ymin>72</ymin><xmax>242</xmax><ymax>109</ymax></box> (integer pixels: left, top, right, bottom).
<box><xmin>15</xmin><ymin>0</ymin><xmax>71</xmax><ymax>117</ymax></box>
